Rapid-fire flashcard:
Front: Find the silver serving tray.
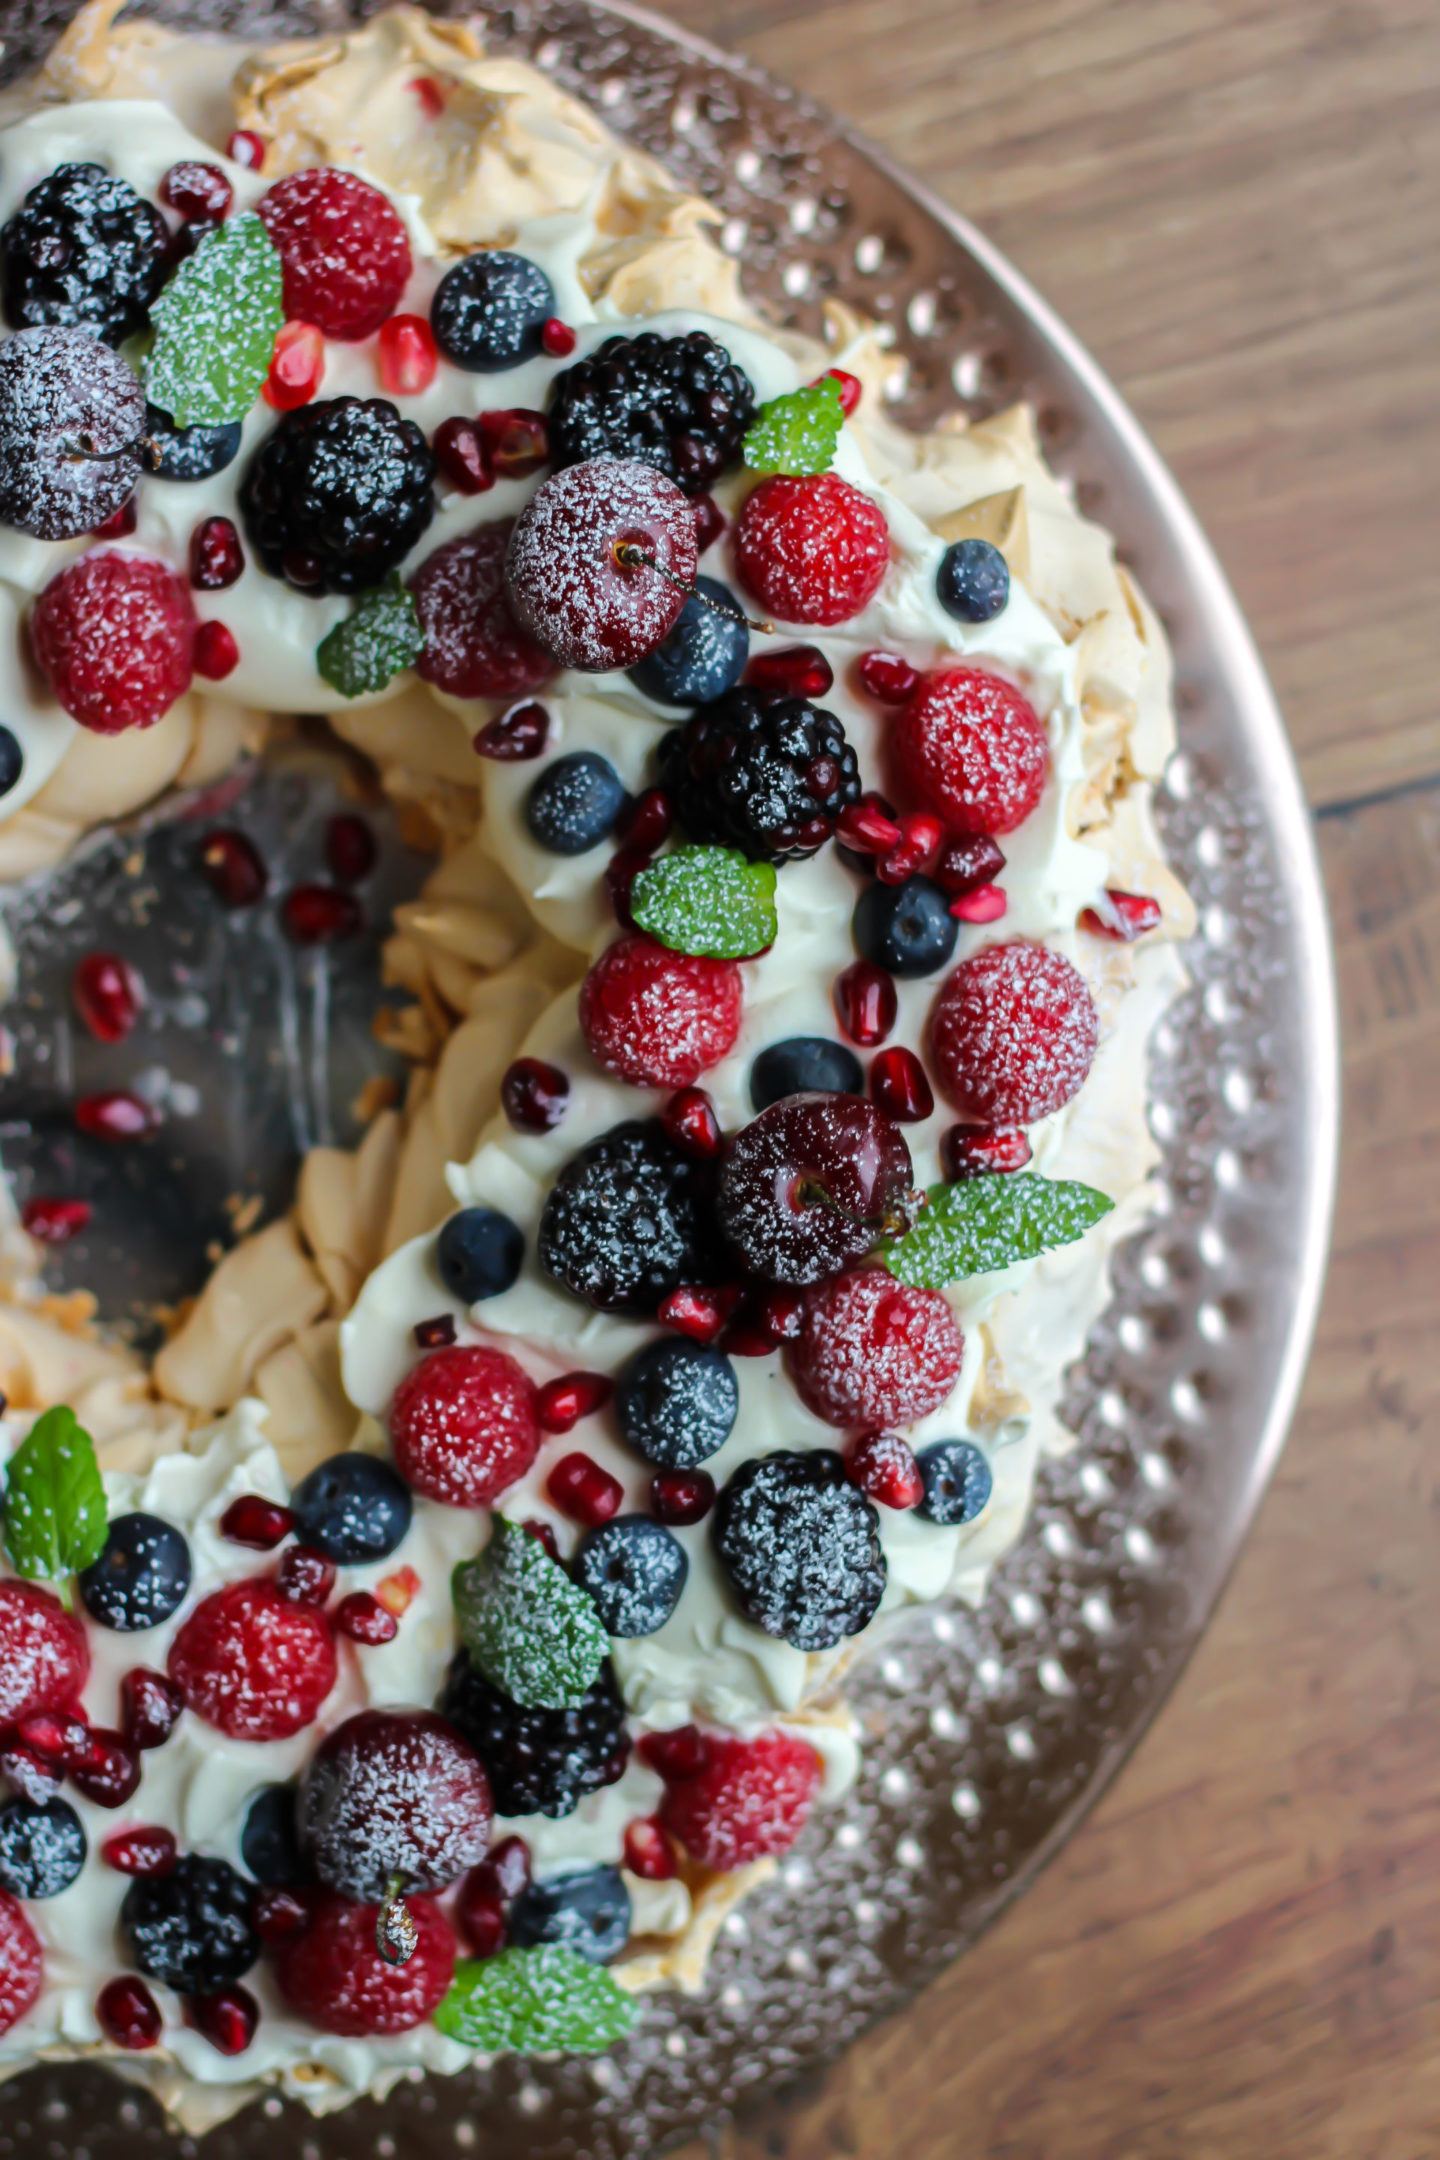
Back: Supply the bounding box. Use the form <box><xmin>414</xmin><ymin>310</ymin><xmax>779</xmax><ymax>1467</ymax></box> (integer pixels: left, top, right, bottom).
<box><xmin>0</xmin><ymin>2</ymin><xmax>1338</xmax><ymax>2154</ymax></box>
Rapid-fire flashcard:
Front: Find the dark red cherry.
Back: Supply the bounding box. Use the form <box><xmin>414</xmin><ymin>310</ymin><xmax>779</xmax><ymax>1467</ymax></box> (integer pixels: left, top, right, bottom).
<box><xmin>716</xmin><ymin>1093</ymin><xmax>913</xmax><ymax>1286</ymax></box>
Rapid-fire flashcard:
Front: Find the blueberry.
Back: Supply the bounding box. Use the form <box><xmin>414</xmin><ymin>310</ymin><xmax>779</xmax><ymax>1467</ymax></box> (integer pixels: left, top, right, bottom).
<box><xmin>430</xmin><ymin>250</ymin><xmax>554</xmax><ymax>371</ymax></box>
<box><xmin>526</xmin><ymin>751</ymin><xmax>628</xmax><ymax>855</ymax></box>
<box><xmin>853</xmin><ymin>875</ymin><xmax>958</xmax><ymax>978</ymax></box>
<box><xmin>936</xmin><ymin>538</ymin><xmax>1010</xmax><ymax>624</ymax></box>
<box><xmin>143</xmin><ymin>403</ymin><xmax>242</xmax><ymax>483</ymax></box>
<box><xmin>627</xmin><ymin>577</ymin><xmax>749</xmax><ymax>706</ymax></box>
<box><xmin>121</xmin><ymin>1853</ymin><xmax>259</xmax><ymax>1993</ymax></box>
<box><xmin>749</xmin><ymin>1037</ymin><xmax>863</xmax><ymax>1111</ymax></box>
<box><xmin>508</xmin><ymin>1864</ymin><xmax>631</xmax><ymax>1965</ymax></box>
<box><xmin>575</xmin><ymin>1516</ymin><xmax>688</xmax><ymax>1637</ymax></box>
<box><xmin>240</xmin><ymin>1782</ymin><xmax>312</xmax><ymax>1888</ymax></box>
<box><xmin>0</xmin><ymin>1797</ymin><xmax>86</xmax><ymax>1898</ymax></box>
<box><xmin>78</xmin><ymin>1512</ymin><xmax>191</xmax><ymax>1632</ymax></box>
<box><xmin>436</xmin><ymin>1206</ymin><xmax>524</xmax><ymax>1303</ymax></box>
<box><xmin>289</xmin><ymin>1451</ymin><xmax>413</xmax><ymax>1565</ymax></box>
<box><xmin>0</xmin><ymin>728</ymin><xmax>21</xmax><ymax>798</ymax></box>
<box><xmin>915</xmin><ymin>1439</ymin><xmax>993</xmax><ymax>1525</ymax></box>
<box><xmin>616</xmin><ymin>1338</ymin><xmax>738</xmax><ymax>1468</ymax></box>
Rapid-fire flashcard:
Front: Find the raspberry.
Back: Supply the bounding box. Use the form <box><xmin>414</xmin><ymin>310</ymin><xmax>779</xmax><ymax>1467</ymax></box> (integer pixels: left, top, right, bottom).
<box><xmin>1</xmin><ymin>163</ymin><xmax>166</xmax><ymax>345</ymax></box>
<box><xmin>0</xmin><ymin>328</ymin><xmax>145</xmax><ymax>541</ymax></box>
<box><xmin>389</xmin><ymin>1344</ymin><xmax>539</xmax><ymax>1507</ymax></box>
<box><xmin>787</xmin><ymin>1268</ymin><xmax>964</xmax><ymax>1429</ymax></box>
<box><xmin>240</xmin><ymin>397</ymin><xmax>435</xmax><ymax>594</ymax></box>
<box><xmin>257</xmin><ymin>168</ymin><xmax>412</xmax><ymax>341</ymax></box>
<box><xmin>579</xmin><ymin>934</ymin><xmax>742</xmax><ymax>1089</ymax></box>
<box><xmin>0</xmin><ymin>1582</ymin><xmax>89</xmax><ymax>1726</ymax></box>
<box><xmin>891</xmin><ymin>667</ymin><xmax>1049</xmax><ymax>836</ymax></box>
<box><xmin>928</xmin><ymin>941</ymin><xmax>1099</xmax><ymax>1125</ymax></box>
<box><xmin>548</xmin><ymin>330</ymin><xmax>756</xmax><ymax>495</ymax></box>
<box><xmin>735</xmin><ymin>473</ymin><xmax>889</xmax><ymax>626</ymax></box>
<box><xmin>538</xmin><ymin>1119</ymin><xmax>725</xmax><ymax>1316</ymax></box>
<box><xmin>712</xmin><ymin>1451</ymin><xmax>886</xmax><ymax>1649</ymax></box>
<box><xmin>31</xmin><ymin>553</ymin><xmax>194</xmax><ymax>733</ymax></box>
<box><xmin>276</xmin><ymin>1890</ymin><xmax>454</xmax><ymax>2036</ymax></box>
<box><xmin>504</xmin><ymin>458</ymin><xmax>696</xmax><ymax>672</ymax></box>
<box><xmin>440</xmin><ymin>1653</ymin><xmax>630</xmax><ymax>1819</ymax></box>
<box><xmin>0</xmin><ymin>1894</ymin><xmax>41</xmax><ymax>2036</ymax></box>
<box><xmin>167</xmin><ymin>1580</ymin><xmax>337</xmax><ymax>1742</ymax></box>
<box><xmin>658</xmin><ymin>1730</ymin><xmax>821</xmax><ymax>1871</ymax></box>
<box><xmin>658</xmin><ymin>687</ymin><xmax>860</xmax><ymax>864</ymax></box>
<box><xmin>409</xmin><ymin>522</ymin><xmax>552</xmax><ymax>700</ymax></box>
<box><xmin>298</xmin><ymin>1709</ymin><xmax>491</xmax><ymax>1901</ymax></box>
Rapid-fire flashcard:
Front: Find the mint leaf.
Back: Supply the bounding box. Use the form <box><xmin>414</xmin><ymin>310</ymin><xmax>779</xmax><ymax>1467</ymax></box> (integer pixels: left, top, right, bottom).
<box><xmin>316</xmin><ymin>575</ymin><xmax>424</xmax><ymax>699</ymax></box>
<box><xmin>3</xmin><ymin>1406</ymin><xmax>107</xmax><ymax>1583</ymax></box>
<box><xmin>453</xmin><ymin>1518</ymin><xmax>606</xmax><ymax>1710</ymax></box>
<box><xmin>435</xmin><ymin>1945</ymin><xmax>638</xmax><ymax>2054</ymax></box>
<box><xmin>743</xmin><ymin>377</ymin><xmax>844</xmax><ymax>476</ymax></box>
<box><xmin>630</xmin><ymin>846</ymin><xmax>777</xmax><ymax>959</ymax></box>
<box><xmin>144</xmin><ymin>212</ymin><xmax>283</xmax><ymax>429</ymax></box>
<box><xmin>879</xmin><ymin>1172</ymin><xmax>1114</xmax><ymax>1288</ymax></box>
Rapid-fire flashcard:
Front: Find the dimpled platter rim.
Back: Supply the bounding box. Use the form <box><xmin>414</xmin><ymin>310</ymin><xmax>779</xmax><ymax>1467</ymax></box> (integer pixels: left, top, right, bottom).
<box><xmin>0</xmin><ymin>1</ymin><xmax>1339</xmax><ymax>2155</ymax></box>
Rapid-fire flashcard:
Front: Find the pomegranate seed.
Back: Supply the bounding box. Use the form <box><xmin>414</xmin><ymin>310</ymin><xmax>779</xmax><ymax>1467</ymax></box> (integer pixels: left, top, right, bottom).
<box><xmin>334</xmin><ymin>1591</ymin><xmax>398</xmax><ymax>1645</ymax></box>
<box><xmin>190</xmin><ymin>1985</ymin><xmax>259</xmax><ymax>2056</ymax></box>
<box><xmin>540</xmin><ymin>317</ymin><xmax>576</xmax><ymax>357</ymax></box>
<box><xmin>479</xmin><ymin>408</ymin><xmax>548</xmax><ymax>479</ymax></box>
<box><xmin>948</xmin><ymin>882</ymin><xmax>1007</xmax><ymax>923</ymax></box>
<box><xmin>722</xmin><ymin>1316</ymin><xmax>782</xmax><ymax>1357</ymax></box>
<box><xmin>758</xmin><ymin>1286</ymin><xmax>805</xmax><ymax>1340</ymax></box>
<box><xmin>521</xmin><ymin>1518</ymin><xmax>561</xmax><ymax>1563</ymax></box>
<box><xmin>536</xmin><ymin>1371</ymin><xmax>612</xmax><ymax>1435</ymax></box>
<box><xmin>624</xmin><ymin>1817</ymin><xmax>677</xmax><ymax>1880</ymax></box>
<box><xmin>276</xmin><ymin>1546</ymin><xmax>335</xmax><ymax>1608</ymax></box>
<box><xmin>877</xmin><ymin>812</ymin><xmax>944</xmax><ymax>885</ymax></box>
<box><xmin>263</xmin><ymin>319</ymin><xmax>324</xmax><ymax>410</ymax></box>
<box><xmin>658</xmin><ymin>1285</ymin><xmax>742</xmax><ymax>1343</ymax></box>
<box><xmin>650</xmin><ymin>1470</ymin><xmax>715</xmax><ymax>1526</ymax></box>
<box><xmin>934</xmin><ymin>833</ymin><xmax>1005</xmax><ymax>897</ymax></box>
<box><xmin>856</xmin><ymin>649</ymin><xmax>918</xmax><ymax>703</ymax></box>
<box><xmin>456</xmin><ymin>1876</ymin><xmax>507</xmax><ymax>1957</ymax></box>
<box><xmin>325</xmin><ymin>813</ymin><xmax>376</xmax><ymax>884</ymax></box>
<box><xmin>692</xmin><ymin>493</ymin><xmax>725</xmax><ymax>553</ymax></box>
<box><xmin>487</xmin><ymin>1836</ymin><xmax>532</xmax><ymax>1900</ymax></box>
<box><xmin>546</xmin><ymin>1452</ymin><xmax>623</xmax><ymax>1528</ymax></box>
<box><xmin>414</xmin><ymin>1314</ymin><xmax>457</xmax><ymax>1349</ymax></box>
<box><xmin>92</xmin><ymin>495</ymin><xmax>136</xmax><ymax>539</ymax></box>
<box><xmin>194</xmin><ymin>620</ymin><xmax>239</xmax><ymax>680</ymax></box>
<box><xmin>72</xmin><ymin>951</ymin><xmax>139</xmax><ymax>1043</ymax></box>
<box><xmin>870</xmin><ymin>1046</ymin><xmax>934</xmax><ymax>1124</ymax></box>
<box><xmin>377</xmin><ymin>313</ymin><xmax>438</xmax><ymax>397</ymax></box>
<box><xmin>1080</xmin><ymin>889</ymin><xmax>1163</xmax><ymax>940</ymax></box>
<box><xmin>102</xmin><ymin>1826</ymin><xmax>177</xmax><ymax>1877</ymax></box>
<box><xmin>120</xmin><ymin>1669</ymin><xmax>183</xmax><ymax>1751</ymax></box>
<box><xmin>940</xmin><ymin>1125</ymin><xmax>1032</xmax><ymax>1180</ymax></box>
<box><xmin>97</xmin><ymin>1975</ymin><xmax>162</xmax><ymax>2050</ymax></box>
<box><xmin>252</xmin><ymin>1886</ymin><xmax>311</xmax><ymax>1941</ymax></box>
<box><xmin>408</xmin><ymin>75</ymin><xmax>447</xmax><ymax>118</ymax></box>
<box><xmin>605</xmin><ymin>845</ymin><xmax>650</xmax><ymax>931</ymax></box>
<box><xmin>219</xmin><ymin>1495</ymin><xmax>294</xmax><ymax>1550</ymax></box>
<box><xmin>16</xmin><ymin>1711</ymin><xmax>88</xmax><ymax>1768</ymax></box>
<box><xmin>375</xmin><ymin>1565</ymin><xmax>420</xmax><ymax>1618</ymax></box>
<box><xmin>161</xmin><ymin>161</ymin><xmax>233</xmax><ymax>223</ymax></box>
<box><xmin>746</xmin><ymin>644</ymin><xmax>834</xmax><ymax>700</ymax></box>
<box><xmin>433</xmin><ymin>416</ymin><xmax>493</xmax><ymax>494</ymax></box>
<box><xmin>501</xmin><ymin>1056</ymin><xmax>570</xmax><ymax>1133</ymax></box>
<box><xmin>473</xmin><ymin>700</ymin><xmax>548</xmax><ymax>761</ymax></box>
<box><xmin>617</xmin><ymin>787</ymin><xmax>672</xmax><ymax>853</ymax></box>
<box><xmin>190</xmin><ymin>515</ymin><xmax>244</xmax><ymax>591</ymax></box>
<box><xmin>823</xmin><ymin>367</ymin><xmax>862</xmax><ymax>415</ymax></box>
<box><xmin>846</xmin><ymin>1430</ymin><xmax>924</xmax><ymax>1509</ymax></box>
<box><xmin>71</xmin><ymin>1729</ymin><xmax>141</xmax><ymax>1808</ymax></box>
<box><xmin>834</xmin><ymin>958</ymin><xmax>896</xmax><ymax>1047</ymax></box>
<box><xmin>22</xmin><ymin>1196</ymin><xmax>91</xmax><ymax>1244</ymax></box>
<box><xmin>0</xmin><ymin>1742</ymin><xmax>60</xmax><ymax>1803</ymax></box>
<box><xmin>75</xmin><ymin>1092</ymin><xmax>152</xmax><ymax>1142</ymax></box>
<box><xmin>835</xmin><ymin>798</ymin><xmax>901</xmax><ymax>855</ymax></box>
<box><xmin>282</xmin><ymin>883</ymin><xmax>362</xmax><ymax>944</ymax></box>
<box><xmin>637</xmin><ymin>1725</ymin><xmax>709</xmax><ymax>1781</ymax></box>
<box><xmin>198</xmin><ymin>828</ymin><xmax>267</xmax><ymax>907</ymax></box>
<box><xmin>661</xmin><ymin>1086</ymin><xmax>723</xmax><ymax>1159</ymax></box>
<box><xmin>225</xmin><ymin>128</ymin><xmax>265</xmax><ymax>171</ymax></box>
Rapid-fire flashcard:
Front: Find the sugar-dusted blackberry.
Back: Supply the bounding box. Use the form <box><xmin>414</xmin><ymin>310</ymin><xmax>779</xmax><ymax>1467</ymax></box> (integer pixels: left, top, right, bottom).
<box><xmin>439</xmin><ymin>1652</ymin><xmax>630</xmax><ymax>1819</ymax></box>
<box><xmin>1</xmin><ymin>163</ymin><xmax>167</xmax><ymax>345</ymax></box>
<box><xmin>538</xmin><ymin>1119</ymin><xmax>723</xmax><ymax>1317</ymax></box>
<box><xmin>121</xmin><ymin>1854</ymin><xmax>260</xmax><ymax>1994</ymax></box>
<box><xmin>548</xmin><ymin>330</ymin><xmax>756</xmax><ymax>496</ymax></box>
<box><xmin>658</xmin><ymin>688</ymin><xmax>861</xmax><ymax>864</ymax></box>
<box><xmin>239</xmin><ymin>397</ymin><xmax>435</xmax><ymax>594</ymax></box>
<box><xmin>712</xmin><ymin>1449</ymin><xmax>887</xmax><ymax>1652</ymax></box>
<box><xmin>0</xmin><ymin>328</ymin><xmax>144</xmax><ymax>540</ymax></box>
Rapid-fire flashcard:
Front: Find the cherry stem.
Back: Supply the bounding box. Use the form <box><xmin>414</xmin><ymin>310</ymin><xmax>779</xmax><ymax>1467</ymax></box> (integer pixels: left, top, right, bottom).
<box><xmin>612</xmin><ymin>540</ymin><xmax>775</xmax><ymax>635</ymax></box>
<box><xmin>376</xmin><ymin>1874</ymin><xmax>418</xmax><ymax>1967</ymax></box>
<box><xmin>794</xmin><ymin>1177</ymin><xmax>925</xmax><ymax>1242</ymax></box>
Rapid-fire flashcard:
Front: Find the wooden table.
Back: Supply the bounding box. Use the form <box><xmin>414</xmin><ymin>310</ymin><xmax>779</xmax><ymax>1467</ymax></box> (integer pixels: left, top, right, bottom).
<box><xmin>652</xmin><ymin>1</ymin><xmax>1440</xmax><ymax>2151</ymax></box>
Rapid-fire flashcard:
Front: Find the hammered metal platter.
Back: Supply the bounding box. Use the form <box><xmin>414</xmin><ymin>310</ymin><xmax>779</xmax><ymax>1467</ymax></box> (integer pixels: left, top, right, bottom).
<box><xmin>0</xmin><ymin>1</ymin><xmax>1339</xmax><ymax>2153</ymax></box>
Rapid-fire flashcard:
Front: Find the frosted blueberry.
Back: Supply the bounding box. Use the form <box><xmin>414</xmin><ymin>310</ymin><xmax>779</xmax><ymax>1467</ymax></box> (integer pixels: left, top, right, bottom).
<box><xmin>78</xmin><ymin>1514</ymin><xmax>192</xmax><ymax>1632</ymax></box>
<box><xmin>936</xmin><ymin>538</ymin><xmax>1010</xmax><ymax>624</ymax></box>
<box><xmin>915</xmin><ymin>1440</ymin><xmax>993</xmax><ymax>1525</ymax></box>
<box><xmin>289</xmin><ymin>1452</ymin><xmax>412</xmax><ymax>1565</ymax></box>
<box><xmin>749</xmin><ymin>1037</ymin><xmax>863</xmax><ymax>1110</ymax></box>
<box><xmin>430</xmin><ymin>251</ymin><xmax>554</xmax><ymax>370</ymax></box>
<box><xmin>616</xmin><ymin>1338</ymin><xmax>738</xmax><ymax>1468</ymax></box>
<box><xmin>525</xmin><ymin>752</ymin><xmax>628</xmax><ymax>855</ymax></box>
<box><xmin>508</xmin><ymin>1864</ymin><xmax>631</xmax><ymax>1964</ymax></box>
<box><xmin>574</xmin><ymin>1517</ymin><xmax>688</xmax><ymax>1637</ymax></box>
<box><xmin>627</xmin><ymin>577</ymin><xmax>749</xmax><ymax>705</ymax></box>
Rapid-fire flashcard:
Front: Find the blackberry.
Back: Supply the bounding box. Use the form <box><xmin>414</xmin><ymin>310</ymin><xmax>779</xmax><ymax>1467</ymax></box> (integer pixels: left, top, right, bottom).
<box><xmin>439</xmin><ymin>1652</ymin><xmax>630</xmax><ymax>1819</ymax></box>
<box><xmin>548</xmin><ymin>330</ymin><xmax>756</xmax><ymax>496</ymax></box>
<box><xmin>658</xmin><ymin>688</ymin><xmax>861</xmax><ymax>864</ymax></box>
<box><xmin>239</xmin><ymin>396</ymin><xmax>435</xmax><ymax>594</ymax></box>
<box><xmin>537</xmin><ymin>1119</ymin><xmax>722</xmax><ymax>1316</ymax></box>
<box><xmin>121</xmin><ymin>1854</ymin><xmax>260</xmax><ymax>1993</ymax></box>
<box><xmin>0</xmin><ymin>327</ymin><xmax>145</xmax><ymax>540</ymax></box>
<box><xmin>712</xmin><ymin>1449</ymin><xmax>887</xmax><ymax>1652</ymax></box>
<box><xmin>2</xmin><ymin>164</ymin><xmax>167</xmax><ymax>346</ymax></box>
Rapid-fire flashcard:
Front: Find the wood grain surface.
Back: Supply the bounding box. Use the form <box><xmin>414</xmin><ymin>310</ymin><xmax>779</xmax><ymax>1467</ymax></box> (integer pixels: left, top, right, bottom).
<box><xmin>649</xmin><ymin>1</ymin><xmax>1440</xmax><ymax>2153</ymax></box>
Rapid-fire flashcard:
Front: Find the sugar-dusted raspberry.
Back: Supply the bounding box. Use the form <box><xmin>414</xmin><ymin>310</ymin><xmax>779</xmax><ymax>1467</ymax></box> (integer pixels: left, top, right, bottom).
<box><xmin>167</xmin><ymin>1580</ymin><xmax>336</xmax><ymax>1742</ymax></box>
<box><xmin>276</xmin><ymin>1890</ymin><xmax>455</xmax><ymax>2036</ymax></box>
<box><xmin>787</xmin><ymin>1268</ymin><xmax>963</xmax><ymax>1429</ymax></box>
<box><xmin>409</xmin><ymin>522</ymin><xmax>552</xmax><ymax>701</ymax></box>
<box><xmin>504</xmin><ymin>458</ymin><xmax>696</xmax><ymax>672</ymax></box>
<box><xmin>891</xmin><ymin>667</ymin><xmax>1049</xmax><ymax>836</ymax></box>
<box><xmin>735</xmin><ymin>474</ymin><xmax>889</xmax><ymax>626</ymax></box>
<box><xmin>928</xmin><ymin>940</ymin><xmax>1099</xmax><ymax>1126</ymax></box>
<box><xmin>257</xmin><ymin>168</ymin><xmax>412</xmax><ymax>342</ymax></box>
<box><xmin>658</xmin><ymin>1730</ymin><xmax>821</xmax><ymax>1872</ymax></box>
<box><xmin>0</xmin><ymin>1581</ymin><xmax>89</xmax><ymax>1727</ymax></box>
<box><xmin>0</xmin><ymin>1892</ymin><xmax>41</xmax><ymax>2036</ymax></box>
<box><xmin>579</xmin><ymin>934</ymin><xmax>742</xmax><ymax>1089</ymax></box>
<box><xmin>31</xmin><ymin>553</ymin><xmax>194</xmax><ymax>733</ymax></box>
<box><xmin>389</xmin><ymin>1344</ymin><xmax>539</xmax><ymax>1507</ymax></box>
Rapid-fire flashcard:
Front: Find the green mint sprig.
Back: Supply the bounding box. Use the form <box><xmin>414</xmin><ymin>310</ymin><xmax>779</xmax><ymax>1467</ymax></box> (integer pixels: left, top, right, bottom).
<box><xmin>316</xmin><ymin>575</ymin><xmax>424</xmax><ymax>699</ymax></box>
<box><xmin>143</xmin><ymin>212</ymin><xmax>283</xmax><ymax>430</ymax></box>
<box><xmin>629</xmin><ymin>845</ymin><xmax>777</xmax><ymax>959</ymax></box>
<box><xmin>743</xmin><ymin>377</ymin><xmax>844</xmax><ymax>476</ymax></box>
<box><xmin>879</xmin><ymin>1172</ymin><xmax>1115</xmax><ymax>1289</ymax></box>
<box><xmin>3</xmin><ymin>1406</ymin><xmax>107</xmax><ymax>1585</ymax></box>
<box><xmin>434</xmin><ymin>1944</ymin><xmax>638</xmax><ymax>2054</ymax></box>
<box><xmin>452</xmin><ymin>1518</ymin><xmax>606</xmax><ymax>1710</ymax></box>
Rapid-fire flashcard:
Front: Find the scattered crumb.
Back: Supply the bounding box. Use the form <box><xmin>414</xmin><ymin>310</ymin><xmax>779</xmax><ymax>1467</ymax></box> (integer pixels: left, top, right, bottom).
<box><xmin>35</xmin><ymin>1289</ymin><xmax>99</xmax><ymax>1334</ymax></box>
<box><xmin>224</xmin><ymin>1193</ymin><xmax>265</xmax><ymax>1236</ymax></box>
